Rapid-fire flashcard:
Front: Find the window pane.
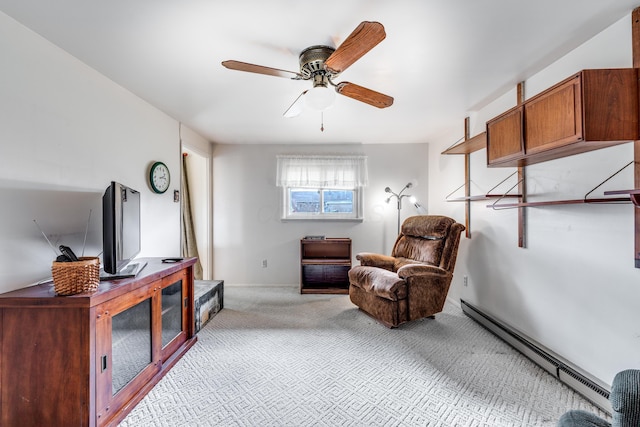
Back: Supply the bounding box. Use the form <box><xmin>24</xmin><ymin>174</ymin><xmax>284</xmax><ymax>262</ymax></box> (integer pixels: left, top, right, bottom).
<box><xmin>323</xmin><ymin>190</ymin><xmax>353</xmax><ymax>213</ymax></box>
<box><xmin>290</xmin><ymin>189</ymin><xmax>320</xmax><ymax>213</ymax></box>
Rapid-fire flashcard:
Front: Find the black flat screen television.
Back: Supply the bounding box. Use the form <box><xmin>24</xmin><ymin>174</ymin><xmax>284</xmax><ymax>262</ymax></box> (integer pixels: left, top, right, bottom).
<box><xmin>102</xmin><ymin>181</ymin><xmax>142</xmax><ymax>275</ymax></box>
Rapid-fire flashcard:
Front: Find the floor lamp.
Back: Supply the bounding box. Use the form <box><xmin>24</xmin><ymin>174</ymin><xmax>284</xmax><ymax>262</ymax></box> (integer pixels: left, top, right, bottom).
<box><xmin>385</xmin><ymin>182</ymin><xmax>413</xmax><ymax>235</ymax></box>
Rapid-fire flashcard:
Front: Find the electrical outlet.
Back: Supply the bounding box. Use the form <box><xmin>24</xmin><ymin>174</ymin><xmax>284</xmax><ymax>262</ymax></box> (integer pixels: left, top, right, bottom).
<box><xmin>463</xmin><ymin>275</ymin><xmax>468</xmax><ymax>287</ymax></box>
<box><xmin>262</xmin><ymin>259</ymin><xmax>268</xmax><ymax>268</ymax></box>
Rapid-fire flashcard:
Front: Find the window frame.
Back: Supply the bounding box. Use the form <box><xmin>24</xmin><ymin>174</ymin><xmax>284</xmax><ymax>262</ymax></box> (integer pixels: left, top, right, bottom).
<box><xmin>281</xmin><ymin>186</ymin><xmax>364</xmax><ymax>221</ymax></box>
<box><xmin>276</xmin><ymin>154</ymin><xmax>368</xmax><ymax>222</ymax></box>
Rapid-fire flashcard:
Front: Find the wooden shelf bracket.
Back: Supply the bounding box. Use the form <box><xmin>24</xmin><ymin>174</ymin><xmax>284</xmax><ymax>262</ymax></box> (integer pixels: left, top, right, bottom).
<box><xmin>589</xmin><ymin>161</ymin><xmax>633</xmax><ymax>200</ymax></box>
<box><xmin>446</xmin><ymin>171</ymin><xmax>522</xmax><ymax>202</ymax></box>
<box><xmin>487</xmin><ymin>178</ymin><xmax>526</xmax><ymax>210</ymax></box>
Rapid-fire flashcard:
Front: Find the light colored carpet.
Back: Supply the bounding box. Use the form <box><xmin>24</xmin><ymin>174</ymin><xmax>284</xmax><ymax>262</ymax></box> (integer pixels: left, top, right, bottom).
<box><xmin>119</xmin><ymin>286</ymin><xmax>609</xmax><ymax>427</ymax></box>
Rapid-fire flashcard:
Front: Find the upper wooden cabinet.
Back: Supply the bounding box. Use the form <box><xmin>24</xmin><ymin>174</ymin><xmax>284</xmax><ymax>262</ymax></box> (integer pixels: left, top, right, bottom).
<box><xmin>487</xmin><ymin>106</ymin><xmax>524</xmax><ymax>164</ymax></box>
<box><xmin>524</xmin><ymin>73</ymin><xmax>582</xmax><ymax>154</ymax></box>
<box><xmin>487</xmin><ymin>69</ymin><xmax>639</xmax><ymax>167</ymax></box>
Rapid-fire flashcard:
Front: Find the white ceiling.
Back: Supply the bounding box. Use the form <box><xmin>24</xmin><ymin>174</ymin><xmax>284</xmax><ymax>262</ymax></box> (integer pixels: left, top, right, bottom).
<box><xmin>1</xmin><ymin>0</ymin><xmax>638</xmax><ymax>145</ymax></box>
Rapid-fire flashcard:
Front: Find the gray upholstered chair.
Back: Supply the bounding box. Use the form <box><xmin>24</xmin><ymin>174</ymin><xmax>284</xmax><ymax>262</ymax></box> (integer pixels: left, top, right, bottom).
<box><xmin>348</xmin><ymin>215</ymin><xmax>465</xmax><ymax>328</ymax></box>
<box><xmin>557</xmin><ymin>369</ymin><xmax>640</xmax><ymax>427</ymax></box>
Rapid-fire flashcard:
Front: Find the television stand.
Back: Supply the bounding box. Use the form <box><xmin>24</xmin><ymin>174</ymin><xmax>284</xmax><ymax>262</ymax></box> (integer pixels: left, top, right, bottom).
<box><xmin>100</xmin><ymin>260</ymin><xmax>147</xmax><ymax>281</ymax></box>
<box><xmin>0</xmin><ymin>257</ymin><xmax>197</xmax><ymax>427</ymax></box>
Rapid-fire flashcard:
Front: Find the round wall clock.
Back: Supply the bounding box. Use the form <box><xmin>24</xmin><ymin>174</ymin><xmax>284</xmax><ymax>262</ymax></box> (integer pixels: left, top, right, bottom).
<box><xmin>149</xmin><ymin>161</ymin><xmax>170</xmax><ymax>194</ymax></box>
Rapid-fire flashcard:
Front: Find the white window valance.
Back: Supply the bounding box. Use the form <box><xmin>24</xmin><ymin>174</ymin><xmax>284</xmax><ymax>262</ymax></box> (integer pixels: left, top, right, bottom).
<box><xmin>276</xmin><ymin>155</ymin><xmax>368</xmax><ymax>188</ymax></box>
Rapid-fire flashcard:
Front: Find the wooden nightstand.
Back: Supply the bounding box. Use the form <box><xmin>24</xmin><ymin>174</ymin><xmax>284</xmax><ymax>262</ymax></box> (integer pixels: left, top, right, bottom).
<box><xmin>300</xmin><ymin>238</ymin><xmax>351</xmax><ymax>294</ymax></box>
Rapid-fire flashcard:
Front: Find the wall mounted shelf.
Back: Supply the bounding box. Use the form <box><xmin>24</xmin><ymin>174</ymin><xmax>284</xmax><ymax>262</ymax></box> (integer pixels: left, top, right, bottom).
<box><xmin>488</xmin><ymin>197</ymin><xmax>631</xmax><ymax>210</ymax></box>
<box><xmin>488</xmin><ymin>162</ymin><xmax>633</xmax><ymax>209</ymax></box>
<box><xmin>441</xmin><ymin>132</ymin><xmax>487</xmax><ymax>155</ymax></box>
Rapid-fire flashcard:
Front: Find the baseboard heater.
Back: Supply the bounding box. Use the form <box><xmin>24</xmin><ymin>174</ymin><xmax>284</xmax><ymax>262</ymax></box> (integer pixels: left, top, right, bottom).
<box><xmin>460</xmin><ymin>299</ymin><xmax>611</xmax><ymax>414</ymax></box>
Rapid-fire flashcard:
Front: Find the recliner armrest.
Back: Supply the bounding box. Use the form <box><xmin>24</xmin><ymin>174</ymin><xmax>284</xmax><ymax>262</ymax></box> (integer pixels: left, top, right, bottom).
<box><xmin>355</xmin><ymin>252</ymin><xmax>395</xmax><ymax>270</ymax></box>
<box><xmin>397</xmin><ymin>264</ymin><xmax>450</xmax><ymax>279</ymax></box>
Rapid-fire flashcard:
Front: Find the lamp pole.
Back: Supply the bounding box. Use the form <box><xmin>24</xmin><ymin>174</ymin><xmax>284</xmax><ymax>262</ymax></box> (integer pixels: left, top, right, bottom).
<box><xmin>385</xmin><ymin>183</ymin><xmax>413</xmax><ymax>235</ymax></box>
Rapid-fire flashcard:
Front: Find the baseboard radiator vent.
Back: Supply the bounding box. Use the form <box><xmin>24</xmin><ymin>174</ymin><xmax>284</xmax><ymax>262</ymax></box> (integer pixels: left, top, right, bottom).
<box><xmin>460</xmin><ymin>299</ymin><xmax>611</xmax><ymax>414</ymax></box>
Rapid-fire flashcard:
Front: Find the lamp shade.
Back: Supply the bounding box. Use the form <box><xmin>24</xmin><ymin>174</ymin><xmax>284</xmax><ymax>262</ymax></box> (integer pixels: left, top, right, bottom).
<box><xmin>306</xmin><ymin>86</ymin><xmax>336</xmax><ymax>111</ymax></box>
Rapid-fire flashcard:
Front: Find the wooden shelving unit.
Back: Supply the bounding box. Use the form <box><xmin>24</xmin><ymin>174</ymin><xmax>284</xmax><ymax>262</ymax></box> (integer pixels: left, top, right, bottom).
<box><xmin>300</xmin><ymin>238</ymin><xmax>351</xmax><ymax>294</ymax></box>
<box><xmin>440</xmin><ymin>9</ymin><xmax>640</xmax><ymax>264</ymax></box>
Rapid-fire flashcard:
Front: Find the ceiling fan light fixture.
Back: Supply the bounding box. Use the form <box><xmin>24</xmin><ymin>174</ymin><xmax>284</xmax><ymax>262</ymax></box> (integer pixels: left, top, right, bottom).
<box><xmin>306</xmin><ymin>85</ymin><xmax>335</xmax><ymax>111</ymax></box>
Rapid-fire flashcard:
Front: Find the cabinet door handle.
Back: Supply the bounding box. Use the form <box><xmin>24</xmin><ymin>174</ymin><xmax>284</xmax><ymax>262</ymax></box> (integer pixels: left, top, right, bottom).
<box><xmin>101</xmin><ymin>355</ymin><xmax>108</xmax><ymax>372</ymax></box>
<box><xmin>183</xmin><ymin>297</ymin><xmax>188</xmax><ymax>308</ymax></box>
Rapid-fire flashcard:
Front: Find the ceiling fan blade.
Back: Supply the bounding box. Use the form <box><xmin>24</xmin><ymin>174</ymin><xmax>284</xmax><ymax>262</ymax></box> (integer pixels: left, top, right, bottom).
<box><xmin>221</xmin><ymin>60</ymin><xmax>302</xmax><ymax>79</ymax></box>
<box><xmin>335</xmin><ymin>82</ymin><xmax>394</xmax><ymax>108</ymax></box>
<box><xmin>283</xmin><ymin>90</ymin><xmax>308</xmax><ymax>118</ymax></box>
<box><xmin>324</xmin><ymin>21</ymin><xmax>386</xmax><ymax>75</ymax></box>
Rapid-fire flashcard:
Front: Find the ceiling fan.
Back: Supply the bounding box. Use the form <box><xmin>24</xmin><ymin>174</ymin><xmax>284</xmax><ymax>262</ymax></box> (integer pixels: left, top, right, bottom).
<box><xmin>222</xmin><ymin>21</ymin><xmax>394</xmax><ymax>118</ymax></box>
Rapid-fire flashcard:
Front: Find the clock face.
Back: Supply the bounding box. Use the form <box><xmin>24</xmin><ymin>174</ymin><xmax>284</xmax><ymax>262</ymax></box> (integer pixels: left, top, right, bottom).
<box><xmin>150</xmin><ymin>162</ymin><xmax>170</xmax><ymax>193</ymax></box>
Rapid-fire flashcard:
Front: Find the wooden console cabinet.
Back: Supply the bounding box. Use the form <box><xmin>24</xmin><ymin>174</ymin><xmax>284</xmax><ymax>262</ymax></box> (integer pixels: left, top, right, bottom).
<box><xmin>0</xmin><ymin>257</ymin><xmax>197</xmax><ymax>427</ymax></box>
<box><xmin>300</xmin><ymin>238</ymin><xmax>351</xmax><ymax>294</ymax></box>
<box><xmin>487</xmin><ymin>69</ymin><xmax>639</xmax><ymax>167</ymax></box>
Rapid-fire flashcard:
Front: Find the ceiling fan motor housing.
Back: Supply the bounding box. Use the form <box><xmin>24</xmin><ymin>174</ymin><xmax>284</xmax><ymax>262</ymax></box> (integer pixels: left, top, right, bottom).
<box><xmin>299</xmin><ymin>45</ymin><xmax>336</xmax><ymax>84</ymax></box>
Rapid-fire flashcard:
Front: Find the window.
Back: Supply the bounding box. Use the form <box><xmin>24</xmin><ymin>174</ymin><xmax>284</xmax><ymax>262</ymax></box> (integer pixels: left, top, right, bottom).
<box><xmin>289</xmin><ymin>188</ymin><xmax>354</xmax><ymax>214</ymax></box>
<box><xmin>276</xmin><ymin>155</ymin><xmax>368</xmax><ymax>220</ymax></box>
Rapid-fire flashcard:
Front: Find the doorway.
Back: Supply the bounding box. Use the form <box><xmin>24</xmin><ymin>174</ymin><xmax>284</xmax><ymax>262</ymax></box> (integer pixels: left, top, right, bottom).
<box><xmin>181</xmin><ymin>145</ymin><xmax>212</xmax><ymax>280</ymax></box>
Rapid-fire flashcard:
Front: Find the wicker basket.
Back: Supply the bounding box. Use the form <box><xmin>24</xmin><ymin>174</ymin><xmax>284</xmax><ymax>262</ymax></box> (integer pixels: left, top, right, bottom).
<box><xmin>51</xmin><ymin>256</ymin><xmax>100</xmax><ymax>296</ymax></box>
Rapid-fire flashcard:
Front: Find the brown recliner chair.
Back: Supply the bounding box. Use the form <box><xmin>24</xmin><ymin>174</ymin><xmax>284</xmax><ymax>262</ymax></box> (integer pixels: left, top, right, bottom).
<box><xmin>348</xmin><ymin>215</ymin><xmax>465</xmax><ymax>328</ymax></box>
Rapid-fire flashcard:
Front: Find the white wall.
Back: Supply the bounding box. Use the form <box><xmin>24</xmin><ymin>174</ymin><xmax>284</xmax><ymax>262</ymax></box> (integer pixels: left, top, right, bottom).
<box><xmin>428</xmin><ymin>14</ymin><xmax>640</xmax><ymax>385</ymax></box>
<box><xmin>0</xmin><ymin>11</ymin><xmax>192</xmax><ymax>292</ymax></box>
<box><xmin>212</xmin><ymin>143</ymin><xmax>429</xmax><ymax>285</ymax></box>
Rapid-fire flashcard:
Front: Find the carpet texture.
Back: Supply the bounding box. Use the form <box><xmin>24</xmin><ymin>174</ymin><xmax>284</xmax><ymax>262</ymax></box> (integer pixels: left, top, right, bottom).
<box><xmin>119</xmin><ymin>286</ymin><xmax>609</xmax><ymax>427</ymax></box>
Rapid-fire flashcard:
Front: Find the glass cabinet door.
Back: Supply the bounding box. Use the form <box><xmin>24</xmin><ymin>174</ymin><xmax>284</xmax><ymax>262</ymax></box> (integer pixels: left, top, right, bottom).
<box><xmin>111</xmin><ymin>298</ymin><xmax>152</xmax><ymax>394</ymax></box>
<box><xmin>159</xmin><ymin>269</ymin><xmax>189</xmax><ymax>361</ymax></box>
<box><xmin>161</xmin><ymin>279</ymin><xmax>183</xmax><ymax>348</ymax></box>
<box><xmin>93</xmin><ymin>263</ymin><xmax>194</xmax><ymax>427</ymax></box>
<box><xmin>95</xmin><ymin>268</ymin><xmax>190</xmax><ymax>424</ymax></box>
<box><xmin>95</xmin><ymin>290</ymin><xmax>158</xmax><ymax>423</ymax></box>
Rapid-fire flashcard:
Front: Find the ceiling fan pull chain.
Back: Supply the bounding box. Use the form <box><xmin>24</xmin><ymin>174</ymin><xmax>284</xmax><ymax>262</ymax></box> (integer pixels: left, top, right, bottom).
<box><xmin>321</xmin><ymin>112</ymin><xmax>324</xmax><ymax>132</ymax></box>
